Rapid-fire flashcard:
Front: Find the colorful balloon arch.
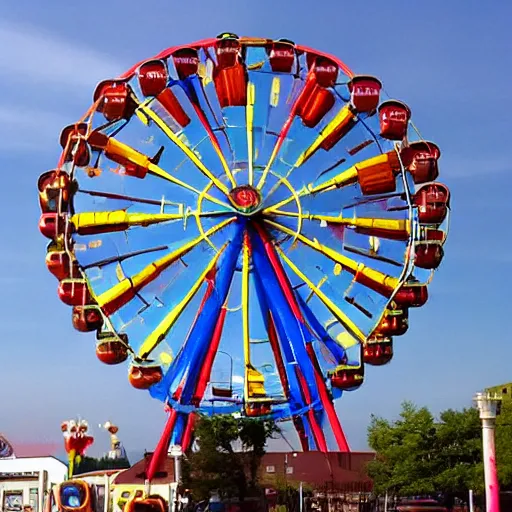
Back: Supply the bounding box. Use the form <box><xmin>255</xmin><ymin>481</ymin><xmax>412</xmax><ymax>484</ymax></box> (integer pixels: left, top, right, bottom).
<box><xmin>38</xmin><ymin>34</ymin><xmax>450</xmax><ymax>456</ymax></box>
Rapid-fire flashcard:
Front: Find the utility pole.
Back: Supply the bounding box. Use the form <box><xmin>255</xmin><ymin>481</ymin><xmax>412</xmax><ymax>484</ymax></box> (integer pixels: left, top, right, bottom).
<box><xmin>284</xmin><ymin>453</ymin><xmax>288</xmax><ymax>494</ymax></box>
<box><xmin>474</xmin><ymin>391</ymin><xmax>502</xmax><ymax>512</ymax></box>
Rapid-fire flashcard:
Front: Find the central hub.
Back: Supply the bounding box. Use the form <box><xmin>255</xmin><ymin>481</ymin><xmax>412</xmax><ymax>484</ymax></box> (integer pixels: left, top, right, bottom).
<box><xmin>228</xmin><ymin>185</ymin><xmax>262</xmax><ymax>214</ymax></box>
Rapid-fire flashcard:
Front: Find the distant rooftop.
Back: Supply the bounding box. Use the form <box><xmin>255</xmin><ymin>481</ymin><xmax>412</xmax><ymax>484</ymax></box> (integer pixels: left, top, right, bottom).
<box><xmin>486</xmin><ymin>382</ymin><xmax>512</xmax><ymax>400</ymax></box>
<box><xmin>8</xmin><ymin>442</ymin><xmax>61</xmax><ymax>458</ymax></box>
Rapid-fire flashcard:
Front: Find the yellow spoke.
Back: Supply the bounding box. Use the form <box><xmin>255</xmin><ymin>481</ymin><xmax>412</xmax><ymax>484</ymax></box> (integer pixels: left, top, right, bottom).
<box><xmin>139</xmin><ymin>104</ymin><xmax>231</xmax><ymax>196</ymax></box>
<box><xmin>268</xmin><ymin>210</ymin><xmax>410</xmax><ymax>238</ymax></box>
<box><xmin>256</xmin><ymin>75</ymin><xmax>314</xmax><ymax>191</ymax></box>
<box><xmin>275</xmin><ymin>246</ymin><xmax>365</xmax><ymax>342</ymax></box>
<box><xmin>90</xmin><ymin>135</ymin><xmax>229</xmax><ymax>208</ymax></box>
<box><xmin>242</xmin><ymin>232</ymin><xmax>252</xmax><ymax>399</ymax></box>
<box><xmin>94</xmin><ymin>217</ymin><xmax>236</xmax><ymax>311</ymax></box>
<box><xmin>71</xmin><ymin>209</ymin><xmax>228</xmax><ymax>235</ymax></box>
<box><xmin>307</xmin><ymin>151</ymin><xmax>396</xmax><ymax>195</ymax></box>
<box><xmin>256</xmin><ymin>136</ymin><xmax>283</xmax><ymax>191</ymax></box>
<box><xmin>191</xmin><ymin>103</ymin><xmax>236</xmax><ymax>187</ymax></box>
<box><xmin>263</xmin><ymin>218</ymin><xmax>399</xmax><ymax>291</ymax></box>
<box><xmin>71</xmin><ymin>210</ymin><xmax>178</xmax><ymax>234</ymax></box>
<box><xmin>261</xmin><ymin>105</ymin><xmax>357</xmax><ymax>202</ymax></box>
<box><xmin>305</xmin><ymin>276</ymin><xmax>328</xmax><ymax>303</ymax></box>
<box><xmin>256</xmin><ymin>76</ymin><xmax>354</xmax><ymax>191</ymax></box>
<box><xmin>263</xmin><ymin>150</ymin><xmax>399</xmax><ymax>213</ymax></box>
<box><xmin>246</xmin><ymin>82</ymin><xmax>256</xmax><ymax>185</ymax></box>
<box><xmin>294</xmin><ymin>105</ymin><xmax>356</xmax><ymax>167</ymax></box>
<box><xmin>138</xmin><ymin>242</ymin><xmax>228</xmax><ymax>358</ymax></box>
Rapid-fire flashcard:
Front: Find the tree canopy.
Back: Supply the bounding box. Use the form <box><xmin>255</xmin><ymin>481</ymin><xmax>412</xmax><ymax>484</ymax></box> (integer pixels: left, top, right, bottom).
<box><xmin>182</xmin><ymin>415</ymin><xmax>279</xmax><ymax>502</ymax></box>
<box><xmin>366</xmin><ymin>401</ymin><xmax>493</xmax><ymax>501</ymax></box>
<box><xmin>74</xmin><ymin>455</ymin><xmax>131</xmax><ymax>474</ymax></box>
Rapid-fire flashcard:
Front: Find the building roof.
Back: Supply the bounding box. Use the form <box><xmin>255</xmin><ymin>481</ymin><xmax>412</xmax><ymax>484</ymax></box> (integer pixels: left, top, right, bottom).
<box><xmin>487</xmin><ymin>383</ymin><xmax>512</xmax><ymax>400</ymax></box>
<box><xmin>11</xmin><ymin>442</ymin><xmax>61</xmax><ymax>458</ymax></box>
<box><xmin>0</xmin><ymin>455</ymin><xmax>66</xmax><ymax>467</ymax></box>
<box><xmin>0</xmin><ymin>455</ymin><xmax>68</xmax><ymax>483</ymax></box>
<box><xmin>113</xmin><ymin>453</ymin><xmax>176</xmax><ymax>485</ymax></box>
<box><xmin>112</xmin><ymin>451</ymin><xmax>374</xmax><ymax>490</ymax></box>
<box><xmin>261</xmin><ymin>451</ymin><xmax>375</xmax><ymax>491</ymax></box>
<box><xmin>75</xmin><ymin>469</ymin><xmax>122</xmax><ymax>478</ymax></box>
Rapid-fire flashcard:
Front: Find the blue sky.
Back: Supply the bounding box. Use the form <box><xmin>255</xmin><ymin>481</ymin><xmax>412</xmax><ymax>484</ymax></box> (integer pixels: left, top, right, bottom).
<box><xmin>1</xmin><ymin>0</ymin><xmax>511</xmax><ymax>459</ymax></box>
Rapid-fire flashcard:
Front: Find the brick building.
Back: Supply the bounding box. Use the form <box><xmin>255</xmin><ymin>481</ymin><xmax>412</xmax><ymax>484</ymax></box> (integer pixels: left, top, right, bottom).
<box><xmin>261</xmin><ymin>452</ymin><xmax>374</xmax><ymax>492</ymax></box>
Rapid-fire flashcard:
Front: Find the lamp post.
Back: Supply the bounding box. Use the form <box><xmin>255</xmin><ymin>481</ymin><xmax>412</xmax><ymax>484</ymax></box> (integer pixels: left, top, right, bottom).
<box><xmin>474</xmin><ymin>391</ymin><xmax>502</xmax><ymax>512</ymax></box>
<box><xmin>284</xmin><ymin>452</ymin><xmax>297</xmax><ymax>507</ymax></box>
<box><xmin>217</xmin><ymin>350</ymin><xmax>234</xmax><ymax>393</ymax></box>
<box><xmin>169</xmin><ymin>444</ymin><xmax>183</xmax><ymax>512</ymax></box>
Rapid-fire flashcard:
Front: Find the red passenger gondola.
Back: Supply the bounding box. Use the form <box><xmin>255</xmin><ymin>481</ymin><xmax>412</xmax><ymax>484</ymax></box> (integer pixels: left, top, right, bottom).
<box><xmin>96</xmin><ymin>333</ymin><xmax>129</xmax><ymax>365</ymax></box>
<box><xmin>57</xmin><ymin>278</ymin><xmax>92</xmax><ymax>307</ymax></box>
<box><xmin>245</xmin><ymin>402</ymin><xmax>272</xmax><ymax>417</ymax></box>
<box><xmin>94</xmin><ymin>80</ymin><xmax>136</xmax><ymax>122</ymax></box>
<box><xmin>375</xmin><ymin>306</ymin><xmax>409</xmax><ymax>336</ymax></box>
<box><xmin>213</xmin><ymin>36</ymin><xmax>247</xmax><ymax>108</ymax></box>
<box><xmin>414</xmin><ymin>182</ymin><xmax>450</xmax><ymax>225</ymax></box>
<box><xmin>72</xmin><ymin>305</ymin><xmax>103</xmax><ymax>332</ymax></box>
<box><xmin>128</xmin><ymin>363</ymin><xmax>163</xmax><ymax>389</ymax></box>
<box><xmin>378</xmin><ymin>100</ymin><xmax>411</xmax><ymax>140</ymax></box>
<box><xmin>348</xmin><ymin>75</ymin><xmax>382</xmax><ymax>112</ymax></box>
<box><xmin>414</xmin><ymin>227</ymin><xmax>445</xmax><ymax>269</ymax></box>
<box><xmin>296</xmin><ymin>54</ymin><xmax>338</xmax><ymax>128</ymax></box>
<box><xmin>267</xmin><ymin>39</ymin><xmax>296</xmax><ymax>73</ymax></box>
<box><xmin>38</xmin><ymin>170</ymin><xmax>71</xmax><ymax>213</ymax></box>
<box><xmin>39</xmin><ymin>213</ymin><xmax>68</xmax><ymax>239</ymax></box>
<box><xmin>330</xmin><ymin>362</ymin><xmax>364</xmax><ymax>391</ymax></box>
<box><xmin>138</xmin><ymin>59</ymin><xmax>168</xmax><ymax>97</ymax></box>
<box><xmin>45</xmin><ymin>249</ymin><xmax>79</xmax><ymax>281</ymax></box>
<box><xmin>363</xmin><ymin>336</ymin><xmax>393</xmax><ymax>366</ymax></box>
<box><xmin>171</xmin><ymin>47</ymin><xmax>200</xmax><ymax>79</ymax></box>
<box><xmin>401</xmin><ymin>141</ymin><xmax>441</xmax><ymax>184</ymax></box>
<box><xmin>394</xmin><ymin>283</ymin><xmax>429</xmax><ymax>308</ymax></box>
<box><xmin>60</xmin><ymin>123</ymin><xmax>90</xmax><ymax>167</ymax></box>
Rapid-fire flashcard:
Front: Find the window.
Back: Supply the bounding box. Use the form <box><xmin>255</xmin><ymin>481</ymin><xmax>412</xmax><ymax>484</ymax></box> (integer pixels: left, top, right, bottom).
<box><xmin>265</xmin><ymin>466</ymin><xmax>275</xmax><ymax>473</ymax></box>
<box><xmin>286</xmin><ymin>467</ymin><xmax>294</xmax><ymax>475</ymax></box>
<box><xmin>4</xmin><ymin>491</ymin><xmax>23</xmax><ymax>512</ymax></box>
<box><xmin>502</xmin><ymin>388</ymin><xmax>508</xmax><ymax>394</ymax></box>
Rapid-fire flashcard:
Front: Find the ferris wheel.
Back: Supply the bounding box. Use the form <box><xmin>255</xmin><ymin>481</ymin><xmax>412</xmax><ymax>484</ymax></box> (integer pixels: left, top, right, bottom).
<box><xmin>38</xmin><ymin>33</ymin><xmax>450</xmax><ymax>453</ymax></box>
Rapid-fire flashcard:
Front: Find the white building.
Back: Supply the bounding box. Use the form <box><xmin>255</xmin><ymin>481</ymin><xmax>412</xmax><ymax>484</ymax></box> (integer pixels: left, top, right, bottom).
<box><xmin>0</xmin><ymin>456</ymin><xmax>67</xmax><ymax>512</ymax></box>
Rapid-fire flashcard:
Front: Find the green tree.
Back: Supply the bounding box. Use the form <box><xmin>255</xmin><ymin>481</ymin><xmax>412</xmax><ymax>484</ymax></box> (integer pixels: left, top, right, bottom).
<box><xmin>433</xmin><ymin>407</ymin><xmax>483</xmax><ymax>498</ymax></box>
<box><xmin>182</xmin><ymin>415</ymin><xmax>278</xmax><ymax>502</ymax></box>
<box><xmin>367</xmin><ymin>401</ymin><xmax>438</xmax><ymax>496</ymax></box>
<box><xmin>74</xmin><ymin>455</ymin><xmax>131</xmax><ymax>474</ymax></box>
<box><xmin>495</xmin><ymin>398</ymin><xmax>512</xmax><ymax>489</ymax></box>
<box><xmin>367</xmin><ymin>401</ymin><xmax>490</xmax><ymax>507</ymax></box>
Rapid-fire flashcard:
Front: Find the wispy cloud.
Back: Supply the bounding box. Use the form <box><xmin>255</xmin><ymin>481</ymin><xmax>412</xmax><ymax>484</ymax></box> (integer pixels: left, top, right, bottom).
<box><xmin>0</xmin><ymin>21</ymin><xmax>126</xmax><ymax>152</ymax></box>
<box><xmin>0</xmin><ymin>105</ymin><xmax>70</xmax><ymax>151</ymax></box>
<box><xmin>0</xmin><ymin>21</ymin><xmax>124</xmax><ymax>92</ymax></box>
<box><xmin>440</xmin><ymin>154</ymin><xmax>511</xmax><ymax>180</ymax></box>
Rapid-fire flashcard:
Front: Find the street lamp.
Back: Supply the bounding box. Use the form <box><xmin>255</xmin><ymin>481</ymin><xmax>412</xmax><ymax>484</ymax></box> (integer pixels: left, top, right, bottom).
<box><xmin>474</xmin><ymin>391</ymin><xmax>502</xmax><ymax>512</ymax></box>
<box><xmin>284</xmin><ymin>452</ymin><xmax>298</xmax><ymax>501</ymax></box>
<box><xmin>169</xmin><ymin>444</ymin><xmax>183</xmax><ymax>512</ymax></box>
